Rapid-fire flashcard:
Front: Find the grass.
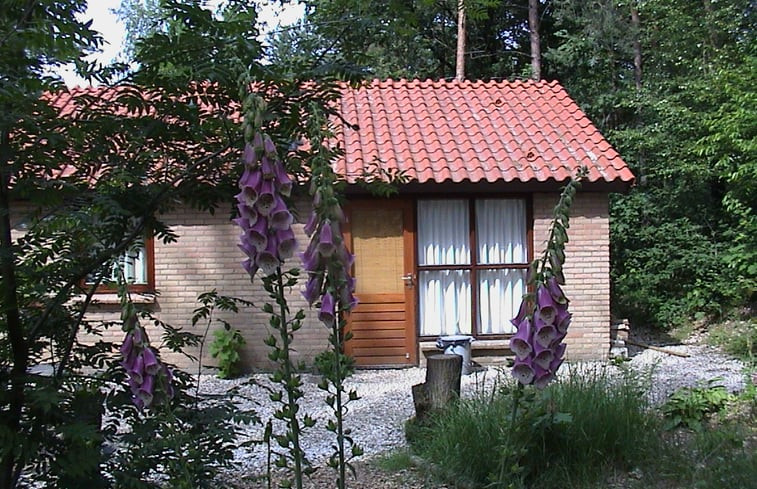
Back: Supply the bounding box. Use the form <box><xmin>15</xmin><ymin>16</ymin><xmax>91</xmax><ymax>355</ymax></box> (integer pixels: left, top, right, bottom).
<box><xmin>400</xmin><ymin>363</ymin><xmax>757</xmax><ymax>489</ymax></box>
<box><xmin>707</xmin><ymin>319</ymin><xmax>756</xmax><ymax>364</ymax></box>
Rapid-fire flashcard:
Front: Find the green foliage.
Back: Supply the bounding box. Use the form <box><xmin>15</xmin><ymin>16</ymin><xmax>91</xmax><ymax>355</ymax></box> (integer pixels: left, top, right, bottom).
<box><xmin>210</xmin><ymin>327</ymin><xmax>246</xmax><ymax>379</ymax></box>
<box><xmin>407</xmin><ymin>366</ymin><xmax>659</xmax><ymax>488</ymax></box>
<box><xmin>708</xmin><ymin>319</ymin><xmax>757</xmax><ymax>364</ymax></box>
<box><xmin>661</xmin><ymin>380</ymin><xmax>735</xmax><ymax>431</ymax></box>
<box><xmin>373</xmin><ymin>448</ymin><xmax>416</xmax><ymax>472</ymax></box>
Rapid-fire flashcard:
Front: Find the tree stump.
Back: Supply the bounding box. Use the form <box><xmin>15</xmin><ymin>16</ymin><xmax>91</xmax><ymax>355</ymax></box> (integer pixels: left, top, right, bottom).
<box><xmin>412</xmin><ymin>354</ymin><xmax>462</xmax><ymax>420</ymax></box>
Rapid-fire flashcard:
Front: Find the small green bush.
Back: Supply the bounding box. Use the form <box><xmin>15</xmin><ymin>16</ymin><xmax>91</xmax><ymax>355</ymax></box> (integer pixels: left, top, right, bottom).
<box><xmin>406</xmin><ymin>366</ymin><xmax>661</xmax><ymax>489</ymax></box>
<box><xmin>662</xmin><ymin>380</ymin><xmax>735</xmax><ymax>431</ymax></box>
<box><xmin>708</xmin><ymin>319</ymin><xmax>757</xmax><ymax>364</ymax></box>
<box><xmin>210</xmin><ymin>327</ymin><xmax>246</xmax><ymax>379</ymax></box>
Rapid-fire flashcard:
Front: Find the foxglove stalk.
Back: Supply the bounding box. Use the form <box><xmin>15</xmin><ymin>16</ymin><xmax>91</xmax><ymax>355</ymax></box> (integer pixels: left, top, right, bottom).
<box><xmin>120</xmin><ymin>306</ymin><xmax>173</xmax><ymax>409</ymax></box>
<box><xmin>235</xmin><ymin>131</ymin><xmax>297</xmax><ymax>279</ymax></box>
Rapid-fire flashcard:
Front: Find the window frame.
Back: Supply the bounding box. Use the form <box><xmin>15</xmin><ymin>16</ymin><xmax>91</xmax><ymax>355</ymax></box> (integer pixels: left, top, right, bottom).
<box><xmin>416</xmin><ymin>195</ymin><xmax>533</xmax><ymax>339</ymax></box>
<box><xmin>88</xmin><ymin>234</ymin><xmax>156</xmax><ymax>294</ymax></box>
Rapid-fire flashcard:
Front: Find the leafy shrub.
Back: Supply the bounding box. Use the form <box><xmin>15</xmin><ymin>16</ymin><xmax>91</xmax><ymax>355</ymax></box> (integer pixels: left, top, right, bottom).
<box><xmin>662</xmin><ymin>380</ymin><xmax>735</xmax><ymax>431</ymax></box>
<box><xmin>406</xmin><ymin>366</ymin><xmax>660</xmax><ymax>488</ymax></box>
<box><xmin>708</xmin><ymin>319</ymin><xmax>757</xmax><ymax>364</ymax></box>
<box><xmin>210</xmin><ymin>327</ymin><xmax>246</xmax><ymax>379</ymax></box>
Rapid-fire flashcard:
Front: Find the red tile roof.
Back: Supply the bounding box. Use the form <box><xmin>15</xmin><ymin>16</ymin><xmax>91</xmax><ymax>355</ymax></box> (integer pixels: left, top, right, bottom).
<box><xmin>334</xmin><ymin>78</ymin><xmax>634</xmax><ymax>185</ymax></box>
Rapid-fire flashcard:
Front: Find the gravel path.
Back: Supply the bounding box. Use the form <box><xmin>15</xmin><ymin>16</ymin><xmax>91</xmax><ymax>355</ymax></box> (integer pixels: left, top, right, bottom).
<box><xmin>204</xmin><ymin>339</ymin><xmax>748</xmax><ymax>486</ymax></box>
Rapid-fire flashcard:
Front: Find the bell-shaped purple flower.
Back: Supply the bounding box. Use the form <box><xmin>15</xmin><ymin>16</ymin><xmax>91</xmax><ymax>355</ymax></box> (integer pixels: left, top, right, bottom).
<box><xmin>120</xmin><ymin>332</ymin><xmax>134</xmax><ymax>359</ymax></box>
<box><xmin>257</xmin><ymin>238</ymin><xmax>281</xmax><ymax>276</ymax></box>
<box><xmin>274</xmin><ymin>163</ymin><xmax>292</xmax><ymax>197</ymax></box>
<box><xmin>317</xmin><ymin>221</ymin><xmax>336</xmax><ymax>257</ymax></box>
<box><xmin>237</xmin><ymin>202</ymin><xmax>257</xmax><ymax>224</ymax></box>
<box><xmin>261</xmin><ymin>155</ymin><xmax>275</xmax><ymax>179</ymax></box>
<box><xmin>256</xmin><ymin>180</ymin><xmax>276</xmax><ymax>215</ymax></box>
<box><xmin>239</xmin><ymin>166</ymin><xmax>262</xmax><ymax>191</ymax></box>
<box><xmin>270</xmin><ymin>196</ymin><xmax>294</xmax><ymax>231</ymax></box>
<box><xmin>512</xmin><ymin>359</ymin><xmax>535</xmax><ymax>385</ymax></box>
<box><xmin>303</xmin><ymin>273</ymin><xmax>324</xmax><ymax>305</ymax></box>
<box><xmin>276</xmin><ymin>228</ymin><xmax>297</xmax><ymax>260</ymax></box>
<box><xmin>555</xmin><ymin>309</ymin><xmax>572</xmax><ymax>334</ymax></box>
<box><xmin>247</xmin><ymin>216</ymin><xmax>268</xmax><ymax>251</ymax></box>
<box><xmin>532</xmin><ymin>340</ymin><xmax>554</xmax><ymax>370</ymax></box>
<box><xmin>533</xmin><ymin>365</ymin><xmax>555</xmax><ymax>390</ymax></box>
<box><xmin>263</xmin><ymin>134</ymin><xmax>277</xmax><ymax>155</ymax></box>
<box><xmin>318</xmin><ymin>292</ymin><xmax>336</xmax><ymax>326</ymax></box>
<box><xmin>142</xmin><ymin>347</ymin><xmax>161</xmax><ymax>376</ymax></box>
<box><xmin>304</xmin><ymin>211</ymin><xmax>318</xmax><ymax>236</ymax></box>
<box><xmin>233</xmin><ymin>216</ymin><xmax>251</xmax><ymax>233</ymax></box>
<box><xmin>130</xmin><ymin>354</ymin><xmax>145</xmax><ymax>385</ymax></box>
<box><xmin>242</xmin><ymin>142</ymin><xmax>258</xmax><ymax>167</ymax></box>
<box><xmin>546</xmin><ymin>277</ymin><xmax>568</xmax><ymax>304</ymax></box>
<box><xmin>138</xmin><ymin>374</ymin><xmax>154</xmax><ymax>406</ymax></box>
<box><xmin>238</xmin><ymin>241</ymin><xmax>257</xmax><ymax>259</ymax></box>
<box><xmin>536</xmin><ymin>285</ymin><xmax>558</xmax><ymax>325</ymax></box>
<box><xmin>236</xmin><ymin>187</ymin><xmax>258</xmax><ymax>208</ymax></box>
<box><xmin>242</xmin><ymin>257</ymin><xmax>258</xmax><ymax>277</ymax></box>
<box><xmin>534</xmin><ymin>318</ymin><xmax>558</xmax><ymax>348</ymax></box>
<box><xmin>510</xmin><ymin>317</ymin><xmax>533</xmax><ymax>360</ymax></box>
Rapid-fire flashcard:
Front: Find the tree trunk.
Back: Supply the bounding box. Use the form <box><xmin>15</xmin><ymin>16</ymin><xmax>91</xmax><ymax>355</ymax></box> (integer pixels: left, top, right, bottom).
<box><xmin>528</xmin><ymin>0</ymin><xmax>541</xmax><ymax>80</ymax></box>
<box><xmin>412</xmin><ymin>354</ymin><xmax>462</xmax><ymax>420</ymax></box>
<box><xmin>631</xmin><ymin>2</ymin><xmax>642</xmax><ymax>90</ymax></box>
<box><xmin>455</xmin><ymin>0</ymin><xmax>466</xmax><ymax>81</ymax></box>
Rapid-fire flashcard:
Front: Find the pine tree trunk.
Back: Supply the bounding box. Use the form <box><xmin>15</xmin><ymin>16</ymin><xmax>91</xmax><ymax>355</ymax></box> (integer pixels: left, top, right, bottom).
<box><xmin>456</xmin><ymin>0</ymin><xmax>466</xmax><ymax>81</ymax></box>
<box><xmin>412</xmin><ymin>354</ymin><xmax>462</xmax><ymax>420</ymax></box>
<box><xmin>529</xmin><ymin>0</ymin><xmax>541</xmax><ymax>80</ymax></box>
<box><xmin>631</xmin><ymin>2</ymin><xmax>642</xmax><ymax>90</ymax></box>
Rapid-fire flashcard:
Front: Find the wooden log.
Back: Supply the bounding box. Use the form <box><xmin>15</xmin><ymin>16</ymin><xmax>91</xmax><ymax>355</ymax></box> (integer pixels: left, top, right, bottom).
<box><xmin>412</xmin><ymin>354</ymin><xmax>463</xmax><ymax>420</ymax></box>
<box><xmin>625</xmin><ymin>339</ymin><xmax>691</xmax><ymax>358</ymax></box>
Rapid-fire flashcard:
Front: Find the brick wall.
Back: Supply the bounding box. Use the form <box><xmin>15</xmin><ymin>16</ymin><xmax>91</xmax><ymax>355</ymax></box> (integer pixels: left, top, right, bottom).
<box><xmin>533</xmin><ymin>192</ymin><xmax>610</xmax><ymax>361</ymax></box>
<box><xmin>87</xmin><ymin>197</ymin><xmax>328</xmax><ymax>372</ymax></box>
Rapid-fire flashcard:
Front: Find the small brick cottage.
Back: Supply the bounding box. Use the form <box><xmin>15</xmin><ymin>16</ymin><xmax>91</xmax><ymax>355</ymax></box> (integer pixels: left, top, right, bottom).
<box><xmin>57</xmin><ymin>78</ymin><xmax>635</xmax><ymax>371</ymax></box>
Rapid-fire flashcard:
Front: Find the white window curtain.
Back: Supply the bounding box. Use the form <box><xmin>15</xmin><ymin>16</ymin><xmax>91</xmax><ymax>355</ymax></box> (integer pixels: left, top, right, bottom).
<box><xmin>417</xmin><ymin>200</ymin><xmax>470</xmax><ymax>265</ymax></box>
<box><xmin>418</xmin><ymin>270</ymin><xmax>471</xmax><ymax>336</ymax></box>
<box><xmin>476</xmin><ymin>199</ymin><xmax>527</xmax><ymax>264</ymax></box>
<box><xmin>112</xmin><ymin>244</ymin><xmax>147</xmax><ymax>284</ymax></box>
<box><xmin>478</xmin><ymin>269</ymin><xmax>526</xmax><ymax>334</ymax></box>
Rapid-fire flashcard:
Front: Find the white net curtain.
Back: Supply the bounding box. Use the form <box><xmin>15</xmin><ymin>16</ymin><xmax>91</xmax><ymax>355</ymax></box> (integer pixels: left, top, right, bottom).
<box><xmin>417</xmin><ymin>199</ymin><xmax>527</xmax><ymax>336</ymax></box>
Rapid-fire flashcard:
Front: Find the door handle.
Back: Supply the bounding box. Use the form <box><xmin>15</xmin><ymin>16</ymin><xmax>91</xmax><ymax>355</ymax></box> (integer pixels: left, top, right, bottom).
<box><xmin>401</xmin><ymin>273</ymin><xmax>415</xmax><ymax>288</ymax></box>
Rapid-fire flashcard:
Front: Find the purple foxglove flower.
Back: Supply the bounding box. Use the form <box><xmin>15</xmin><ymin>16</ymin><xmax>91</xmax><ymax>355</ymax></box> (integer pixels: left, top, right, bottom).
<box><xmin>269</xmin><ymin>196</ymin><xmax>294</xmax><ymax>230</ymax></box>
<box><xmin>536</xmin><ymin>285</ymin><xmax>558</xmax><ymax>325</ymax></box>
<box><xmin>274</xmin><ymin>163</ymin><xmax>292</xmax><ymax>197</ymax></box>
<box><xmin>261</xmin><ymin>156</ymin><xmax>275</xmax><ymax>179</ymax></box>
<box><xmin>164</xmin><ymin>366</ymin><xmax>175</xmax><ymax>399</ymax></box>
<box><xmin>302</xmin><ymin>273</ymin><xmax>324</xmax><ymax>305</ymax></box>
<box><xmin>133</xmin><ymin>327</ymin><xmax>145</xmax><ymax>347</ymax></box>
<box><xmin>247</xmin><ymin>216</ymin><xmax>268</xmax><ymax>251</ymax></box>
<box><xmin>233</xmin><ymin>216</ymin><xmax>251</xmax><ymax>233</ymax></box>
<box><xmin>339</xmin><ymin>288</ymin><xmax>359</xmax><ymax>311</ymax></box>
<box><xmin>300</xmin><ymin>251</ymin><xmax>321</xmax><ymax>272</ymax></box>
<box><xmin>534</xmin><ymin>320</ymin><xmax>558</xmax><ymax>348</ymax></box>
<box><xmin>532</xmin><ymin>341</ymin><xmax>554</xmax><ymax>370</ymax></box>
<box><xmin>318</xmin><ymin>292</ymin><xmax>336</xmax><ymax>326</ymax></box>
<box><xmin>130</xmin><ymin>354</ymin><xmax>145</xmax><ymax>385</ymax></box>
<box><xmin>256</xmin><ymin>180</ymin><xmax>276</xmax><ymax>215</ymax></box>
<box><xmin>132</xmin><ymin>396</ymin><xmax>145</xmax><ymax>410</ymax></box>
<box><xmin>238</xmin><ymin>241</ymin><xmax>257</xmax><ymax>259</ymax></box>
<box><xmin>237</xmin><ymin>203</ymin><xmax>258</xmax><ymax>224</ymax></box>
<box><xmin>510</xmin><ymin>317</ymin><xmax>533</xmax><ymax>360</ymax></box>
<box><xmin>142</xmin><ymin>347</ymin><xmax>161</xmax><ymax>376</ymax></box>
<box><xmin>252</xmin><ymin>132</ymin><xmax>264</xmax><ymax>151</ymax></box>
<box><xmin>276</xmin><ymin>228</ymin><xmax>297</xmax><ymax>260</ymax></box>
<box><xmin>304</xmin><ymin>212</ymin><xmax>318</xmax><ymax>236</ymax></box>
<box><xmin>336</xmin><ymin>244</ymin><xmax>355</xmax><ymax>268</ymax></box>
<box><xmin>546</xmin><ymin>277</ymin><xmax>568</xmax><ymax>304</ymax></box>
<box><xmin>128</xmin><ymin>376</ymin><xmax>141</xmax><ymax>396</ymax></box>
<box><xmin>512</xmin><ymin>359</ymin><xmax>535</xmax><ymax>385</ymax></box>
<box><xmin>120</xmin><ymin>332</ymin><xmax>134</xmax><ymax>359</ymax></box>
<box><xmin>242</xmin><ymin>257</ymin><xmax>258</xmax><ymax>277</ymax></box>
<box><xmin>552</xmin><ymin>343</ymin><xmax>566</xmax><ymax>363</ymax></box>
<box><xmin>548</xmin><ymin>352</ymin><xmax>564</xmax><ymax>373</ymax></box>
<box><xmin>236</xmin><ymin>187</ymin><xmax>258</xmax><ymax>208</ymax></box>
<box><xmin>533</xmin><ymin>365</ymin><xmax>555</xmax><ymax>390</ymax></box>
<box><xmin>555</xmin><ymin>310</ymin><xmax>572</xmax><ymax>334</ymax></box>
<box><xmin>263</xmin><ymin>134</ymin><xmax>277</xmax><ymax>155</ymax></box>
<box><xmin>242</xmin><ymin>143</ymin><xmax>259</xmax><ymax>167</ymax></box>
<box><xmin>510</xmin><ymin>298</ymin><xmax>531</xmax><ymax>330</ymax></box>
<box><xmin>239</xmin><ymin>166</ymin><xmax>262</xmax><ymax>191</ymax></box>
<box><xmin>138</xmin><ymin>374</ymin><xmax>154</xmax><ymax>407</ymax></box>
<box><xmin>317</xmin><ymin>221</ymin><xmax>336</xmax><ymax>257</ymax></box>
<box><xmin>257</xmin><ymin>239</ymin><xmax>281</xmax><ymax>276</ymax></box>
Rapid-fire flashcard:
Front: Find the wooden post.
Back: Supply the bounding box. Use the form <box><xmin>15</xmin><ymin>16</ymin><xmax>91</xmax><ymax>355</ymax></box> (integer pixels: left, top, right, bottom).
<box><xmin>412</xmin><ymin>354</ymin><xmax>463</xmax><ymax>420</ymax></box>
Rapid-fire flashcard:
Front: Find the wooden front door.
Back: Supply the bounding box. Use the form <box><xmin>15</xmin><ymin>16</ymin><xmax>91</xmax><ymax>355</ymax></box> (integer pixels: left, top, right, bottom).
<box><xmin>344</xmin><ymin>200</ymin><xmax>417</xmax><ymax>366</ymax></box>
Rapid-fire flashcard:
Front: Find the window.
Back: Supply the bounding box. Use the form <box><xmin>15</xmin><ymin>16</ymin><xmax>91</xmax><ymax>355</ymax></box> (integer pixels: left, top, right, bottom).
<box><xmin>417</xmin><ymin>198</ymin><xmax>529</xmax><ymax>337</ymax></box>
<box><xmin>87</xmin><ymin>237</ymin><xmax>155</xmax><ymax>293</ymax></box>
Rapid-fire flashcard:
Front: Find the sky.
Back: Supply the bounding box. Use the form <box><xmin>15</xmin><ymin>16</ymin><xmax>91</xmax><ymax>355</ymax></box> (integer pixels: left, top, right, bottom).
<box><xmin>59</xmin><ymin>0</ymin><xmax>305</xmax><ymax>87</ymax></box>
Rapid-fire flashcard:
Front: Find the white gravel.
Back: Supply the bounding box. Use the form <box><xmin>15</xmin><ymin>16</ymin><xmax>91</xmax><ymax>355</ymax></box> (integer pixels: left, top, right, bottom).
<box><xmin>201</xmin><ymin>342</ymin><xmax>748</xmax><ymax>477</ymax></box>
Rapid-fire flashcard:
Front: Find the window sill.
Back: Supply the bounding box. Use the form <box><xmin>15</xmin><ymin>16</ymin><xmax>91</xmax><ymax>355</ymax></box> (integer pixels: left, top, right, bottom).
<box><xmin>419</xmin><ymin>339</ymin><xmax>511</xmax><ymax>352</ymax></box>
<box><xmin>85</xmin><ymin>292</ymin><xmax>157</xmax><ymax>305</ymax></box>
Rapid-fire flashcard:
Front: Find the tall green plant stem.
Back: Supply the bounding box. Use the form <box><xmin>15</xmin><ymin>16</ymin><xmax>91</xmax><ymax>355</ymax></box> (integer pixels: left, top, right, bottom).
<box><xmin>275</xmin><ymin>269</ymin><xmax>304</xmax><ymax>489</ymax></box>
<box><xmin>511</xmin><ymin>383</ymin><xmax>524</xmax><ymax>426</ymax></box>
<box><xmin>331</xmin><ymin>317</ymin><xmax>347</xmax><ymax>489</ymax></box>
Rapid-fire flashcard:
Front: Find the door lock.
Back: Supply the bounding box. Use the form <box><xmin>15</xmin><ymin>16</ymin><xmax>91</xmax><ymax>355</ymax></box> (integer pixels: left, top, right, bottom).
<box><xmin>401</xmin><ymin>273</ymin><xmax>415</xmax><ymax>288</ymax></box>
